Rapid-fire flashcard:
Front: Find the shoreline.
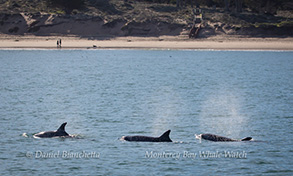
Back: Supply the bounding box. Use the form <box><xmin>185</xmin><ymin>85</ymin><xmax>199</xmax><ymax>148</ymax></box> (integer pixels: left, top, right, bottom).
<box><xmin>0</xmin><ymin>35</ymin><xmax>293</xmax><ymax>51</ymax></box>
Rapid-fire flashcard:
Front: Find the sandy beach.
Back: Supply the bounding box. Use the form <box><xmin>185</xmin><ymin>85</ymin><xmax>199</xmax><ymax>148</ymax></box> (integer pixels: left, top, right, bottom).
<box><xmin>0</xmin><ymin>35</ymin><xmax>293</xmax><ymax>50</ymax></box>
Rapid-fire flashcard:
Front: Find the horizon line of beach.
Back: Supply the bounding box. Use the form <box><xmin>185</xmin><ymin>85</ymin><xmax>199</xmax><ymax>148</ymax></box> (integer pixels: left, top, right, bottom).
<box><xmin>0</xmin><ymin>35</ymin><xmax>293</xmax><ymax>50</ymax></box>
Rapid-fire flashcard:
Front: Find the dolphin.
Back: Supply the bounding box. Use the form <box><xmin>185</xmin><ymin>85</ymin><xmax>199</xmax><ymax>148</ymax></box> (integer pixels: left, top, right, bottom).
<box><xmin>196</xmin><ymin>133</ymin><xmax>252</xmax><ymax>142</ymax></box>
<box><xmin>121</xmin><ymin>130</ymin><xmax>172</xmax><ymax>142</ymax></box>
<box><xmin>33</xmin><ymin>122</ymin><xmax>70</xmax><ymax>138</ymax></box>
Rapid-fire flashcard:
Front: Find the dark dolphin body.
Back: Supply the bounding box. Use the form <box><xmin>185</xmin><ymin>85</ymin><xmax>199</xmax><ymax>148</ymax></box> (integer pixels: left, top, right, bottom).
<box><xmin>122</xmin><ymin>130</ymin><xmax>172</xmax><ymax>142</ymax></box>
<box><xmin>197</xmin><ymin>133</ymin><xmax>252</xmax><ymax>142</ymax></box>
<box><xmin>33</xmin><ymin>122</ymin><xmax>69</xmax><ymax>138</ymax></box>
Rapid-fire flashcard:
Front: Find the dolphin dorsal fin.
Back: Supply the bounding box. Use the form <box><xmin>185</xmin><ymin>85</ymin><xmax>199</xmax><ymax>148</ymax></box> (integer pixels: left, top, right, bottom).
<box><xmin>159</xmin><ymin>130</ymin><xmax>172</xmax><ymax>142</ymax></box>
<box><xmin>57</xmin><ymin>122</ymin><xmax>67</xmax><ymax>132</ymax></box>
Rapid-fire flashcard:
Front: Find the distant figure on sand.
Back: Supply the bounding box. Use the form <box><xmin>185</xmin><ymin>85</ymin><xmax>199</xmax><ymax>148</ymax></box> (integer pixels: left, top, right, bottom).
<box><xmin>57</xmin><ymin>39</ymin><xmax>62</xmax><ymax>48</ymax></box>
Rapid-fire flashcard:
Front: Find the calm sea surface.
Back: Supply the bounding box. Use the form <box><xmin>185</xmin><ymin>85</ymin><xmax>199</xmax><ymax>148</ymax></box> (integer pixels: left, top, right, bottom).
<box><xmin>0</xmin><ymin>49</ymin><xmax>292</xmax><ymax>175</ymax></box>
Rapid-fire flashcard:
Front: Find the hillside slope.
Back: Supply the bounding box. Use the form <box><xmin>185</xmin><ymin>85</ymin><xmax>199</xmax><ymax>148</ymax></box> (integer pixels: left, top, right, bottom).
<box><xmin>0</xmin><ymin>0</ymin><xmax>292</xmax><ymax>38</ymax></box>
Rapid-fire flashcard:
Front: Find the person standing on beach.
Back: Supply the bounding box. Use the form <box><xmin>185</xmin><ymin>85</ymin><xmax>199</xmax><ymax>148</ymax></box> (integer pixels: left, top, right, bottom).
<box><xmin>57</xmin><ymin>40</ymin><xmax>59</xmax><ymax>48</ymax></box>
<box><xmin>59</xmin><ymin>39</ymin><xmax>62</xmax><ymax>48</ymax></box>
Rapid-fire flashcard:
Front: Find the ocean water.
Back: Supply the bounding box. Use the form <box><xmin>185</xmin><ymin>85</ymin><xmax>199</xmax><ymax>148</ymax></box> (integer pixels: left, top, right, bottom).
<box><xmin>0</xmin><ymin>49</ymin><xmax>292</xmax><ymax>175</ymax></box>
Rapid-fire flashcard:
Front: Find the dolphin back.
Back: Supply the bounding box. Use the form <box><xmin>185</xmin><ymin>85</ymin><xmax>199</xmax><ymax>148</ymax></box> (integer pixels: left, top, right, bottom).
<box><xmin>122</xmin><ymin>130</ymin><xmax>172</xmax><ymax>142</ymax></box>
<box><xmin>200</xmin><ymin>134</ymin><xmax>252</xmax><ymax>142</ymax></box>
<box><xmin>124</xmin><ymin>136</ymin><xmax>157</xmax><ymax>142</ymax></box>
<box><xmin>241</xmin><ymin>137</ymin><xmax>252</xmax><ymax>141</ymax></box>
<box><xmin>201</xmin><ymin>134</ymin><xmax>235</xmax><ymax>142</ymax></box>
<box><xmin>33</xmin><ymin>122</ymin><xmax>69</xmax><ymax>138</ymax></box>
<box><xmin>34</xmin><ymin>131</ymin><xmax>56</xmax><ymax>138</ymax></box>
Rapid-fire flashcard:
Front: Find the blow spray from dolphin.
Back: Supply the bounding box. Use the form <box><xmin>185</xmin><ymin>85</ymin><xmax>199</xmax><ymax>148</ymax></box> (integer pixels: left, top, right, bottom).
<box><xmin>196</xmin><ymin>133</ymin><xmax>252</xmax><ymax>142</ymax></box>
<box><xmin>121</xmin><ymin>130</ymin><xmax>172</xmax><ymax>142</ymax></box>
<box><xmin>33</xmin><ymin>122</ymin><xmax>71</xmax><ymax>138</ymax></box>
